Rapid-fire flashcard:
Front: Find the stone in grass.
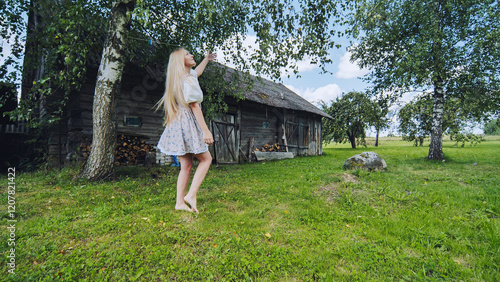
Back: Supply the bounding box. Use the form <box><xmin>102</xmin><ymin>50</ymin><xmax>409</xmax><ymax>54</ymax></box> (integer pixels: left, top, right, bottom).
<box><xmin>343</xmin><ymin>152</ymin><xmax>387</xmax><ymax>171</ymax></box>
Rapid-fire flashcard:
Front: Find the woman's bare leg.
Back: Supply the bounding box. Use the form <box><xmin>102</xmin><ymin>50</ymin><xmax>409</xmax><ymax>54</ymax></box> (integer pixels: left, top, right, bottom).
<box><xmin>184</xmin><ymin>151</ymin><xmax>212</xmax><ymax>213</ymax></box>
<box><xmin>175</xmin><ymin>154</ymin><xmax>193</xmax><ymax>211</ymax></box>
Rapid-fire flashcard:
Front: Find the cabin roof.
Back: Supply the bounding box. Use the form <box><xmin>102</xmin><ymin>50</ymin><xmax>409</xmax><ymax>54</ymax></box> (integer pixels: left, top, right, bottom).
<box><xmin>223</xmin><ymin>67</ymin><xmax>332</xmax><ymax>119</ymax></box>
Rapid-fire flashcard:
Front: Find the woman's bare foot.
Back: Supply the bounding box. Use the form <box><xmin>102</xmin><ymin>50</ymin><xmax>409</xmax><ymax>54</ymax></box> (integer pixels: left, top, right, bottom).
<box><xmin>175</xmin><ymin>203</ymin><xmax>192</xmax><ymax>212</ymax></box>
<box><xmin>183</xmin><ymin>196</ymin><xmax>199</xmax><ymax>214</ymax></box>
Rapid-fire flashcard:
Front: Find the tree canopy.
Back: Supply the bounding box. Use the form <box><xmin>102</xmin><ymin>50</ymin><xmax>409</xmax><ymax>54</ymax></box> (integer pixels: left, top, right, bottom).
<box><xmin>398</xmin><ymin>92</ymin><xmax>462</xmax><ymax>146</ymax></box>
<box><xmin>349</xmin><ymin>0</ymin><xmax>500</xmax><ymax>159</ymax></box>
<box><xmin>483</xmin><ymin>118</ymin><xmax>500</xmax><ymax>135</ymax></box>
<box><xmin>321</xmin><ymin>91</ymin><xmax>376</xmax><ymax>149</ymax></box>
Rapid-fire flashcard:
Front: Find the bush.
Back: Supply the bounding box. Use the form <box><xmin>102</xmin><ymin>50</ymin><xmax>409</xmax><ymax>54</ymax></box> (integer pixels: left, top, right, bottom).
<box><xmin>449</xmin><ymin>132</ymin><xmax>482</xmax><ymax>147</ymax></box>
<box><xmin>484</xmin><ymin>118</ymin><xmax>500</xmax><ymax>135</ymax></box>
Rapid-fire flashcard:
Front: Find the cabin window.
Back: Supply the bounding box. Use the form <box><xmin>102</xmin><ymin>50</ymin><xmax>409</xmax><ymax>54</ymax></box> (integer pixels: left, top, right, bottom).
<box><xmin>124</xmin><ymin>116</ymin><xmax>142</xmax><ymax>127</ymax></box>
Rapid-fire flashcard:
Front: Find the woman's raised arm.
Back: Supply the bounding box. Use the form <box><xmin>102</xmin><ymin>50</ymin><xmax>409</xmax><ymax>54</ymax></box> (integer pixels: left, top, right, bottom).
<box><xmin>194</xmin><ymin>52</ymin><xmax>216</xmax><ymax>77</ymax></box>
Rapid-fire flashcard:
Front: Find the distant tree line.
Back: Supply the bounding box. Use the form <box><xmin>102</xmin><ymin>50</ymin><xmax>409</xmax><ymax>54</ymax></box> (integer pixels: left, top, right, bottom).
<box><xmin>484</xmin><ymin>119</ymin><xmax>500</xmax><ymax>135</ymax></box>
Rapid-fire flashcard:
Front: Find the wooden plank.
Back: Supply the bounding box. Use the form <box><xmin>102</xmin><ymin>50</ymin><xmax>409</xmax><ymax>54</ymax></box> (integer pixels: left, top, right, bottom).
<box><xmin>254</xmin><ymin>151</ymin><xmax>294</xmax><ymax>161</ymax></box>
<box><xmin>282</xmin><ymin>124</ymin><xmax>288</xmax><ymax>152</ymax></box>
<box><xmin>236</xmin><ymin>104</ymin><xmax>241</xmax><ymax>163</ymax></box>
<box><xmin>272</xmin><ymin>108</ymin><xmax>284</xmax><ymax>121</ymax></box>
<box><xmin>239</xmin><ymin>147</ymin><xmax>248</xmax><ymax>161</ymax></box>
<box><xmin>248</xmin><ymin>136</ymin><xmax>254</xmax><ymax>162</ymax></box>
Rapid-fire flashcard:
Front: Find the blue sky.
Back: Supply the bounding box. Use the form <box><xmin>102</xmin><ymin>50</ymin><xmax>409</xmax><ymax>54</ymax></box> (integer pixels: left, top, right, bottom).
<box><xmin>282</xmin><ymin>46</ymin><xmax>371</xmax><ymax>105</ymax></box>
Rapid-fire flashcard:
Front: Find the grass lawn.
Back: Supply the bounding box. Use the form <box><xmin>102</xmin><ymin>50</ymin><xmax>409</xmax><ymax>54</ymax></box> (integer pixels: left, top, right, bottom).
<box><xmin>1</xmin><ymin>136</ymin><xmax>499</xmax><ymax>281</ymax></box>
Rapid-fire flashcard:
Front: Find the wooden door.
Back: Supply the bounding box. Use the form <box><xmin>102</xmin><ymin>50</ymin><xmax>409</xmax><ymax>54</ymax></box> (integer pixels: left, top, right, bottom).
<box><xmin>211</xmin><ymin>113</ymin><xmax>238</xmax><ymax>164</ymax></box>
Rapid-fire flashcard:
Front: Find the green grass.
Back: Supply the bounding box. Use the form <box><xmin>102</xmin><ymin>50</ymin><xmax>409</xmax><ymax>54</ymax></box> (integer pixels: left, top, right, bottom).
<box><xmin>1</xmin><ymin>136</ymin><xmax>499</xmax><ymax>281</ymax></box>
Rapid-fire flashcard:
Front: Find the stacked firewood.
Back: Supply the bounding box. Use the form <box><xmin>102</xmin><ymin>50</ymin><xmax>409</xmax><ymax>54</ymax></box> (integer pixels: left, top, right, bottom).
<box><xmin>79</xmin><ymin>134</ymin><xmax>154</xmax><ymax>166</ymax></box>
<box><xmin>79</xmin><ymin>135</ymin><xmax>92</xmax><ymax>159</ymax></box>
<box><xmin>115</xmin><ymin>135</ymin><xmax>155</xmax><ymax>166</ymax></box>
<box><xmin>254</xmin><ymin>143</ymin><xmax>282</xmax><ymax>152</ymax></box>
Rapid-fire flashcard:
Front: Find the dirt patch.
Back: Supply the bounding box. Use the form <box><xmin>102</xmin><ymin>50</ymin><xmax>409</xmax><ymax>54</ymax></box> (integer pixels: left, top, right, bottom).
<box><xmin>316</xmin><ymin>173</ymin><xmax>359</xmax><ymax>201</ymax></box>
<box><xmin>341</xmin><ymin>173</ymin><xmax>359</xmax><ymax>183</ymax></box>
<box><xmin>316</xmin><ymin>184</ymin><xmax>339</xmax><ymax>201</ymax></box>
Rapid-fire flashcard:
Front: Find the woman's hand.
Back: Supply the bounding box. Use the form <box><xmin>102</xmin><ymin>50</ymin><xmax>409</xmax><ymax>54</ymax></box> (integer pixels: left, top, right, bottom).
<box><xmin>203</xmin><ymin>130</ymin><xmax>214</xmax><ymax>145</ymax></box>
<box><xmin>206</xmin><ymin>52</ymin><xmax>217</xmax><ymax>62</ymax></box>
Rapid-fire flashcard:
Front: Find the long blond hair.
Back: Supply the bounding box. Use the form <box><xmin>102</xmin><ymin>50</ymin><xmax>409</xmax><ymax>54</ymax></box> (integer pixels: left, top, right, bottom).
<box><xmin>155</xmin><ymin>48</ymin><xmax>189</xmax><ymax>125</ymax></box>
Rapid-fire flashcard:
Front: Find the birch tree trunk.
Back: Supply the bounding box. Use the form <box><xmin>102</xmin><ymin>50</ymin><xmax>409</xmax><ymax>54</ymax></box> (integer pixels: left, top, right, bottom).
<box><xmin>428</xmin><ymin>0</ymin><xmax>445</xmax><ymax>160</ymax></box>
<box><xmin>81</xmin><ymin>0</ymin><xmax>135</xmax><ymax>181</ymax></box>
<box><xmin>428</xmin><ymin>77</ymin><xmax>444</xmax><ymax>160</ymax></box>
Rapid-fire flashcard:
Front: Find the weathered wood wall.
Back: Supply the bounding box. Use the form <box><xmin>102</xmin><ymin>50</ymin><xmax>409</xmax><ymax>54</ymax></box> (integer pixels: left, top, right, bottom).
<box><xmin>235</xmin><ymin>100</ymin><xmax>323</xmax><ymax>163</ymax></box>
<box><xmin>239</xmin><ymin>101</ymin><xmax>280</xmax><ymax>153</ymax></box>
<box><xmin>47</xmin><ymin>64</ymin><xmax>170</xmax><ymax>166</ymax></box>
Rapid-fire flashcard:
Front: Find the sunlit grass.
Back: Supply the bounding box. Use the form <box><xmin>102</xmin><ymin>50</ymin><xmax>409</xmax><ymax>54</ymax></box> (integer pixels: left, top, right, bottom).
<box><xmin>1</xmin><ymin>136</ymin><xmax>499</xmax><ymax>280</ymax></box>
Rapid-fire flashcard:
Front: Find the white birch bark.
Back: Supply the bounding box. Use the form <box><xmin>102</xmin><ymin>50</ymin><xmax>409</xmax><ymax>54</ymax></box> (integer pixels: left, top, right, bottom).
<box><xmin>428</xmin><ymin>77</ymin><xmax>444</xmax><ymax>160</ymax></box>
<box><xmin>81</xmin><ymin>0</ymin><xmax>135</xmax><ymax>181</ymax></box>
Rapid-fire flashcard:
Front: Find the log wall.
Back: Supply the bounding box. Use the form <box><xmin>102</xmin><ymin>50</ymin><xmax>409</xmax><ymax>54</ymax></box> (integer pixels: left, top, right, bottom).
<box><xmin>236</xmin><ymin>100</ymin><xmax>323</xmax><ymax>163</ymax></box>
<box><xmin>47</xmin><ymin>64</ymin><xmax>173</xmax><ymax>167</ymax></box>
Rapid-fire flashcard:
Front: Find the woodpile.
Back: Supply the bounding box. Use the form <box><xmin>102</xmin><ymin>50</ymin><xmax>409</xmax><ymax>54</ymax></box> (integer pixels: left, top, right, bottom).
<box><xmin>79</xmin><ymin>134</ymin><xmax>155</xmax><ymax>166</ymax></box>
<box><xmin>79</xmin><ymin>135</ymin><xmax>92</xmax><ymax>159</ymax></box>
<box><xmin>254</xmin><ymin>143</ymin><xmax>282</xmax><ymax>152</ymax></box>
<box><xmin>115</xmin><ymin>134</ymin><xmax>155</xmax><ymax>166</ymax></box>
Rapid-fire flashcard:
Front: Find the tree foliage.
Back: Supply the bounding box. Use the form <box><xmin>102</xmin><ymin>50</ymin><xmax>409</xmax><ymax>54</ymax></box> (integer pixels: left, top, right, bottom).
<box><xmin>483</xmin><ymin>118</ymin><xmax>500</xmax><ymax>135</ymax></box>
<box><xmin>398</xmin><ymin>92</ymin><xmax>456</xmax><ymax>146</ymax></box>
<box><xmin>4</xmin><ymin>0</ymin><xmax>109</xmax><ymax>127</ymax></box>
<box><xmin>0</xmin><ymin>0</ymin><xmax>28</xmax><ymax>113</ymax></box>
<box><xmin>0</xmin><ymin>0</ymin><xmax>27</xmax><ymax>83</ymax></box>
<box><xmin>321</xmin><ymin>91</ymin><xmax>376</xmax><ymax>149</ymax></box>
<box><xmin>349</xmin><ymin>0</ymin><xmax>500</xmax><ymax>159</ymax></box>
<box><xmin>398</xmin><ymin>92</ymin><xmax>482</xmax><ymax>147</ymax></box>
<box><xmin>398</xmin><ymin>95</ymin><xmax>433</xmax><ymax>147</ymax></box>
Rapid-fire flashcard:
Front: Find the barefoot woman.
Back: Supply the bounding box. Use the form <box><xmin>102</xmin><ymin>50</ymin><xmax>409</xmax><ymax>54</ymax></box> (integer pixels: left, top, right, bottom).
<box><xmin>156</xmin><ymin>49</ymin><xmax>216</xmax><ymax>213</ymax></box>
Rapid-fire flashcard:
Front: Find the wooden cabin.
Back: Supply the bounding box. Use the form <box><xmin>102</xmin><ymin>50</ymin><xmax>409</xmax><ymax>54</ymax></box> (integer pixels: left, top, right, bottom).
<box><xmin>30</xmin><ymin>63</ymin><xmax>331</xmax><ymax>166</ymax></box>
<box><xmin>210</xmin><ymin>67</ymin><xmax>332</xmax><ymax>164</ymax></box>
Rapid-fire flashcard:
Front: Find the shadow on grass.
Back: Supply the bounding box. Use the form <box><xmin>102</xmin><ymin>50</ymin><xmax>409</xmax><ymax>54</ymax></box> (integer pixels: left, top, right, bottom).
<box><xmin>113</xmin><ymin>165</ymin><xmax>178</xmax><ymax>180</ymax></box>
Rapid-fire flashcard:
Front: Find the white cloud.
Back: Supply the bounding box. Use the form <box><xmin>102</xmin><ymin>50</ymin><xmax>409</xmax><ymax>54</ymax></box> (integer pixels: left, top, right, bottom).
<box><xmin>294</xmin><ymin>56</ymin><xmax>320</xmax><ymax>73</ymax></box>
<box><xmin>400</xmin><ymin>91</ymin><xmax>419</xmax><ymax>104</ymax></box>
<box><xmin>336</xmin><ymin>51</ymin><xmax>370</xmax><ymax>79</ymax></box>
<box><xmin>285</xmin><ymin>83</ymin><xmax>342</xmax><ymax>104</ymax></box>
<box><xmin>281</xmin><ymin>55</ymin><xmax>321</xmax><ymax>78</ymax></box>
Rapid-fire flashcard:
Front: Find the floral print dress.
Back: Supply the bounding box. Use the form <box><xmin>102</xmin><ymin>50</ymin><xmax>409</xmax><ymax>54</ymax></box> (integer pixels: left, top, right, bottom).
<box><xmin>157</xmin><ymin>69</ymin><xmax>208</xmax><ymax>156</ymax></box>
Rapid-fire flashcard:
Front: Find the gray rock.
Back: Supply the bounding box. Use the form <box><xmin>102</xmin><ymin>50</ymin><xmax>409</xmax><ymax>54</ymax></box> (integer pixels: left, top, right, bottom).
<box><xmin>343</xmin><ymin>152</ymin><xmax>387</xmax><ymax>171</ymax></box>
